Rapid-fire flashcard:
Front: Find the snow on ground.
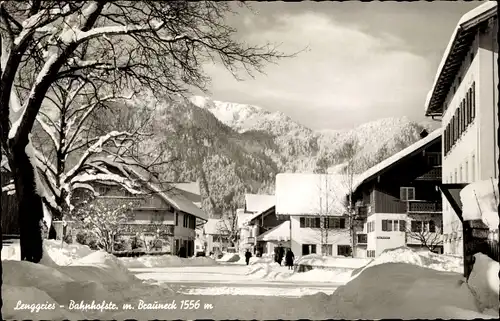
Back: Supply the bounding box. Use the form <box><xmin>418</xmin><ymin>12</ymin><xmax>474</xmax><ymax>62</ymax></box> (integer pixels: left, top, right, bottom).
<box><xmin>216</xmin><ymin>253</ymin><xmax>240</xmax><ymax>263</ymax></box>
<box><xmin>467</xmin><ymin>253</ymin><xmax>500</xmax><ymax>312</ymax></box>
<box><xmin>180</xmin><ymin>286</ymin><xmax>336</xmax><ymax>297</ymax></box>
<box><xmin>2</xmin><ymin>240</ymin><xmax>497</xmax><ymax>319</ymax></box>
<box><xmin>329</xmin><ymin>262</ymin><xmax>497</xmax><ymax>319</ymax></box>
<box><xmin>351</xmin><ymin>246</ymin><xmax>463</xmax><ymax>278</ymax></box>
<box><xmin>119</xmin><ymin>254</ymin><xmax>218</xmax><ymax>268</ymax></box>
<box><xmin>296</xmin><ymin>253</ymin><xmax>371</xmax><ymax>269</ymax></box>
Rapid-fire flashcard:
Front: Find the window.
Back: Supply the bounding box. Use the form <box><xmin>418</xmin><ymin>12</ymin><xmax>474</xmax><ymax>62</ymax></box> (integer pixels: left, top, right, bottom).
<box><xmin>175</xmin><ymin>212</ymin><xmax>179</xmax><ymax>226</ymax></box>
<box><xmin>152</xmin><ymin>212</ymin><xmax>163</xmax><ymax>222</ymax></box>
<box><xmin>411</xmin><ymin>221</ymin><xmax>423</xmax><ymax>233</ymax></box>
<box><xmin>382</xmin><ymin>220</ymin><xmax>396</xmax><ymax>232</ymax></box>
<box><xmin>429</xmin><ymin>220</ymin><xmax>436</xmax><ymax>233</ymax></box>
<box><xmin>454</xmin><ymin>169</ymin><xmax>458</xmax><ymax>183</ymax></box>
<box><xmin>427</xmin><ymin>154</ymin><xmax>441</xmax><ymax>166</ymax></box>
<box><xmin>466</xmin><ymin>92</ymin><xmax>470</xmax><ymax>127</ymax></box>
<box><xmin>399</xmin><ymin>220</ymin><xmax>406</xmax><ymax>232</ymax></box>
<box><xmin>300</xmin><ymin>217</ymin><xmax>322</xmax><ymax>228</ymax></box>
<box><xmin>322</xmin><ymin>244</ymin><xmax>333</xmax><ymax>256</ymax></box>
<box><xmin>465</xmin><ymin>161</ymin><xmax>469</xmax><ymax>182</ymax></box>
<box><xmin>459</xmin><ymin>165</ymin><xmax>463</xmax><ymax>183</ymax></box>
<box><xmin>367</xmin><ymin>250</ymin><xmax>376</xmax><ymax>258</ymax></box>
<box><xmin>400</xmin><ymin>187</ymin><xmax>415</xmax><ymax>201</ymax></box>
<box><xmin>332</xmin><ymin>218</ymin><xmax>346</xmax><ymax>229</ymax></box>
<box><xmin>458</xmin><ymin>102</ymin><xmax>462</xmax><ymax>134</ymax></box>
<box><xmin>302</xmin><ymin>244</ymin><xmax>317</xmax><ymax>255</ymax></box>
<box><xmin>393</xmin><ymin>220</ymin><xmax>399</xmax><ymax>231</ymax></box>
<box><xmin>337</xmin><ymin>245</ymin><xmax>351</xmax><ymax>257</ymax></box>
<box><xmin>471</xmin><ymin>154</ymin><xmax>476</xmax><ymax>182</ymax></box>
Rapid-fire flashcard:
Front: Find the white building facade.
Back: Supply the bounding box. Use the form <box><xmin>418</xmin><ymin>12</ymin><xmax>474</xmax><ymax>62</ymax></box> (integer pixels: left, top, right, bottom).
<box><xmin>276</xmin><ymin>173</ymin><xmax>351</xmax><ymax>258</ymax></box>
<box><xmin>424</xmin><ymin>2</ymin><xmax>498</xmax><ymax>255</ymax></box>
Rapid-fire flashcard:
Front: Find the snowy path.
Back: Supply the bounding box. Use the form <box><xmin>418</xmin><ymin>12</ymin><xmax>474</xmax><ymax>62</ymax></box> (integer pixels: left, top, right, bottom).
<box><xmin>130</xmin><ymin>264</ymin><xmax>342</xmax><ymax>297</ymax></box>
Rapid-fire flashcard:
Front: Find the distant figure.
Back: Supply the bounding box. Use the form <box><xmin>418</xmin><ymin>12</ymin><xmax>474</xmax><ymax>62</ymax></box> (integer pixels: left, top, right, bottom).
<box><xmin>285</xmin><ymin>249</ymin><xmax>295</xmax><ymax>270</ymax></box>
<box><xmin>278</xmin><ymin>247</ymin><xmax>285</xmax><ymax>266</ymax></box>
<box><xmin>178</xmin><ymin>246</ymin><xmax>187</xmax><ymax>258</ymax></box>
<box><xmin>245</xmin><ymin>249</ymin><xmax>252</xmax><ymax>265</ymax></box>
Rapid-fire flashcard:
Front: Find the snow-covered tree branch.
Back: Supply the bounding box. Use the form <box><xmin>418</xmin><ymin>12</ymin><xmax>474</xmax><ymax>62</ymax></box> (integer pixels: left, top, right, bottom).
<box><xmin>0</xmin><ymin>0</ymin><xmax>293</xmax><ymax>265</ymax></box>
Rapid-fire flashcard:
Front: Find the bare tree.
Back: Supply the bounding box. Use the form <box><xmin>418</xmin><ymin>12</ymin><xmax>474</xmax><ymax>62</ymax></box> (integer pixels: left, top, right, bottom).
<box><xmin>337</xmin><ymin>136</ymin><xmax>368</xmax><ymax>257</ymax></box>
<box><xmin>0</xmin><ymin>1</ymin><xmax>292</xmax><ymax>265</ymax></box>
<box><xmin>405</xmin><ymin>215</ymin><xmax>443</xmax><ymax>253</ymax></box>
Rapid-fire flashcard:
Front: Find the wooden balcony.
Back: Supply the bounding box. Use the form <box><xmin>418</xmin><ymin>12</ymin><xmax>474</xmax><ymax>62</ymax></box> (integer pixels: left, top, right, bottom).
<box><xmin>355</xmin><ymin>205</ymin><xmax>368</xmax><ymax>219</ymax></box>
<box><xmin>406</xmin><ymin>200</ymin><xmax>442</xmax><ymax>213</ymax></box>
<box><xmin>120</xmin><ymin>223</ymin><xmax>175</xmax><ymax>236</ymax></box>
<box><xmin>415</xmin><ymin>166</ymin><xmax>442</xmax><ymax>181</ymax></box>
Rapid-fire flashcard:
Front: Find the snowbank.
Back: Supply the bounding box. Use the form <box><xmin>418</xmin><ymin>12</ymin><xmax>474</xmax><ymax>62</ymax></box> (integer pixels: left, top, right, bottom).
<box><xmin>217</xmin><ymin>253</ymin><xmax>240</xmax><ymax>263</ymax></box>
<box><xmin>351</xmin><ymin>247</ymin><xmax>463</xmax><ymax>279</ymax></box>
<box><xmin>460</xmin><ymin>179</ymin><xmax>499</xmax><ymax>230</ymax></box>
<box><xmin>330</xmin><ymin>262</ymin><xmax>497</xmax><ymax>319</ymax></box>
<box><xmin>467</xmin><ymin>253</ymin><xmax>500</xmax><ymax>312</ymax></box>
<box><xmin>296</xmin><ymin>254</ymin><xmax>371</xmax><ymax>269</ymax></box>
<box><xmin>120</xmin><ymin>255</ymin><xmax>218</xmax><ymax>268</ymax></box>
<box><xmin>1</xmin><ymin>239</ymin><xmax>93</xmax><ymax>266</ymax></box>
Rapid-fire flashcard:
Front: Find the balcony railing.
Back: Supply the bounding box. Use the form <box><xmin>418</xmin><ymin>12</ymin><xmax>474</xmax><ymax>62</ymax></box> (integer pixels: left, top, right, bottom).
<box><xmin>120</xmin><ymin>223</ymin><xmax>175</xmax><ymax>236</ymax></box>
<box><xmin>415</xmin><ymin>166</ymin><xmax>442</xmax><ymax>181</ymax></box>
<box><xmin>357</xmin><ymin>233</ymin><xmax>367</xmax><ymax>244</ymax></box>
<box><xmin>355</xmin><ymin>205</ymin><xmax>368</xmax><ymax>219</ymax></box>
<box><xmin>246</xmin><ymin>237</ymin><xmax>256</xmax><ymax>244</ymax></box>
<box><xmin>407</xmin><ymin>200</ymin><xmax>442</xmax><ymax>213</ymax></box>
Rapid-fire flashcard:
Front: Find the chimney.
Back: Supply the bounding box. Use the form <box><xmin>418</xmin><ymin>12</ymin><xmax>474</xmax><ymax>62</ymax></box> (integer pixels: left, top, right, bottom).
<box><xmin>419</xmin><ymin>129</ymin><xmax>429</xmax><ymax>139</ymax></box>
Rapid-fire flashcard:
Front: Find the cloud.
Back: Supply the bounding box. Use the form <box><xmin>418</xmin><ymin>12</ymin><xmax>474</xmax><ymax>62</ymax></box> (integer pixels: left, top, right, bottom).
<box><xmin>202</xmin><ymin>11</ymin><xmax>435</xmax><ymax>129</ymax></box>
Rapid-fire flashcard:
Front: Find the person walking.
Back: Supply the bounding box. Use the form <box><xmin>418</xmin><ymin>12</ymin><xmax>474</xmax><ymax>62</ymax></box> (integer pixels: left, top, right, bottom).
<box><xmin>245</xmin><ymin>249</ymin><xmax>252</xmax><ymax>265</ymax></box>
<box><xmin>285</xmin><ymin>249</ymin><xmax>295</xmax><ymax>270</ymax></box>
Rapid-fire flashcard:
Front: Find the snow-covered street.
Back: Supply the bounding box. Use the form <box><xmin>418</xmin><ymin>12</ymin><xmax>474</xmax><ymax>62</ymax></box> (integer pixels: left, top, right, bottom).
<box><xmin>131</xmin><ymin>264</ymin><xmax>342</xmax><ymax>297</ymax></box>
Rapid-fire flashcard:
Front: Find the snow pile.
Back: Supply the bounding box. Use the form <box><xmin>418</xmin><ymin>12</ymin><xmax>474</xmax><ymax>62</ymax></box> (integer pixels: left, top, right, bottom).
<box><xmin>44</xmin><ymin>240</ymin><xmax>94</xmax><ymax>266</ymax></box>
<box><xmin>351</xmin><ymin>247</ymin><xmax>463</xmax><ymax>279</ymax></box>
<box><xmin>246</xmin><ymin>261</ymin><xmax>281</xmax><ymax>278</ymax></box>
<box><xmin>330</xmin><ymin>262</ymin><xmax>497</xmax><ymax>319</ymax></box>
<box><xmin>69</xmin><ymin>250</ymin><xmax>135</xmax><ymax>282</ymax></box>
<box><xmin>217</xmin><ymin>253</ymin><xmax>240</xmax><ymax>263</ymax></box>
<box><xmin>460</xmin><ymin>179</ymin><xmax>499</xmax><ymax>230</ymax></box>
<box><xmin>296</xmin><ymin>254</ymin><xmax>371</xmax><ymax>269</ymax></box>
<box><xmin>1</xmin><ymin>239</ymin><xmax>94</xmax><ymax>266</ymax></box>
<box><xmin>120</xmin><ymin>255</ymin><xmax>218</xmax><ymax>268</ymax></box>
<box><xmin>467</xmin><ymin>253</ymin><xmax>500</xmax><ymax>313</ymax></box>
<box><xmin>181</xmin><ymin>286</ymin><xmax>336</xmax><ymax>297</ymax></box>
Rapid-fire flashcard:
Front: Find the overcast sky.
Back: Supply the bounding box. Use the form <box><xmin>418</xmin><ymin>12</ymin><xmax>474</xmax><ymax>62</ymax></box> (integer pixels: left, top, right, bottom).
<box><xmin>199</xmin><ymin>0</ymin><xmax>483</xmax><ymax>130</ymax></box>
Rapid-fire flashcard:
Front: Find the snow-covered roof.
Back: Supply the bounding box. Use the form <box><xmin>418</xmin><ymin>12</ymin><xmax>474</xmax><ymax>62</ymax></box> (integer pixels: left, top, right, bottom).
<box><xmin>147</xmin><ymin>183</ymin><xmax>207</xmax><ymax>221</ymax></box>
<box><xmin>204</xmin><ymin>218</ymin><xmax>231</xmax><ymax>235</ymax></box>
<box><xmin>425</xmin><ymin>1</ymin><xmax>497</xmax><ymax>116</ymax></box>
<box><xmin>244</xmin><ymin>205</ymin><xmax>276</xmax><ymax>226</ymax></box>
<box><xmin>460</xmin><ymin>179</ymin><xmax>499</xmax><ymax>230</ymax></box>
<box><xmin>245</xmin><ymin>193</ymin><xmax>275</xmax><ymax>213</ymax></box>
<box><xmin>257</xmin><ymin>221</ymin><xmax>290</xmax><ymax>242</ymax></box>
<box><xmin>352</xmin><ymin>128</ymin><xmax>443</xmax><ymax>193</ymax></box>
<box><xmin>275</xmin><ymin>173</ymin><xmax>349</xmax><ymax>216</ymax></box>
<box><xmin>171</xmin><ymin>182</ymin><xmax>201</xmax><ymax>197</ymax></box>
<box><xmin>237</xmin><ymin>209</ymin><xmax>254</xmax><ymax>229</ymax></box>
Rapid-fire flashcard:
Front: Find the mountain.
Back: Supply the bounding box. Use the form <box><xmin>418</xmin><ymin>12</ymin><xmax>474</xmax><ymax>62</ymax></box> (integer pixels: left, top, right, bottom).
<box><xmin>138</xmin><ymin>95</ymin><xmax>435</xmax><ymax>217</ymax></box>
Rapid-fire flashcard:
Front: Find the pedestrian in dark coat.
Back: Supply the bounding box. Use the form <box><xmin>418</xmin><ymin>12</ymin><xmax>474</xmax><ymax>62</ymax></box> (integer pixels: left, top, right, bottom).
<box><xmin>245</xmin><ymin>249</ymin><xmax>252</xmax><ymax>265</ymax></box>
<box><xmin>285</xmin><ymin>249</ymin><xmax>295</xmax><ymax>270</ymax></box>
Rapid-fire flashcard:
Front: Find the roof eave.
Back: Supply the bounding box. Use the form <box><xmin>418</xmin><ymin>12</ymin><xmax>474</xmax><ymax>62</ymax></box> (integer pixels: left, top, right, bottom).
<box><xmin>424</xmin><ymin>7</ymin><xmax>497</xmax><ymax>116</ymax></box>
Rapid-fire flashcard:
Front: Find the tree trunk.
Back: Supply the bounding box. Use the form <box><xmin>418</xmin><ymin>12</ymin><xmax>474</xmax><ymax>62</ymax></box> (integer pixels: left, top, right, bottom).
<box><xmin>0</xmin><ymin>171</ymin><xmax>3</xmax><ymax>320</ymax></box>
<box><xmin>10</xmin><ymin>144</ymin><xmax>44</xmax><ymax>263</ymax></box>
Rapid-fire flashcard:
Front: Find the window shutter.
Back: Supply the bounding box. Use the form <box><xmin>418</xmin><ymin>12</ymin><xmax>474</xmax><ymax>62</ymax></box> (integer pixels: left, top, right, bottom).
<box><xmin>399</xmin><ymin>220</ymin><xmax>406</xmax><ymax>232</ymax></box>
<box><xmin>471</xmin><ymin>82</ymin><xmax>475</xmax><ymax>119</ymax></box>
<box><xmin>311</xmin><ymin>244</ymin><xmax>317</xmax><ymax>254</ymax></box>
<box><xmin>340</xmin><ymin>218</ymin><xmax>346</xmax><ymax>229</ymax></box>
<box><xmin>382</xmin><ymin>220</ymin><xmax>388</xmax><ymax>231</ymax></box>
<box><xmin>400</xmin><ymin>188</ymin><xmax>406</xmax><ymax>201</ymax></box>
<box><xmin>300</xmin><ymin>217</ymin><xmax>305</xmax><ymax>228</ymax></box>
